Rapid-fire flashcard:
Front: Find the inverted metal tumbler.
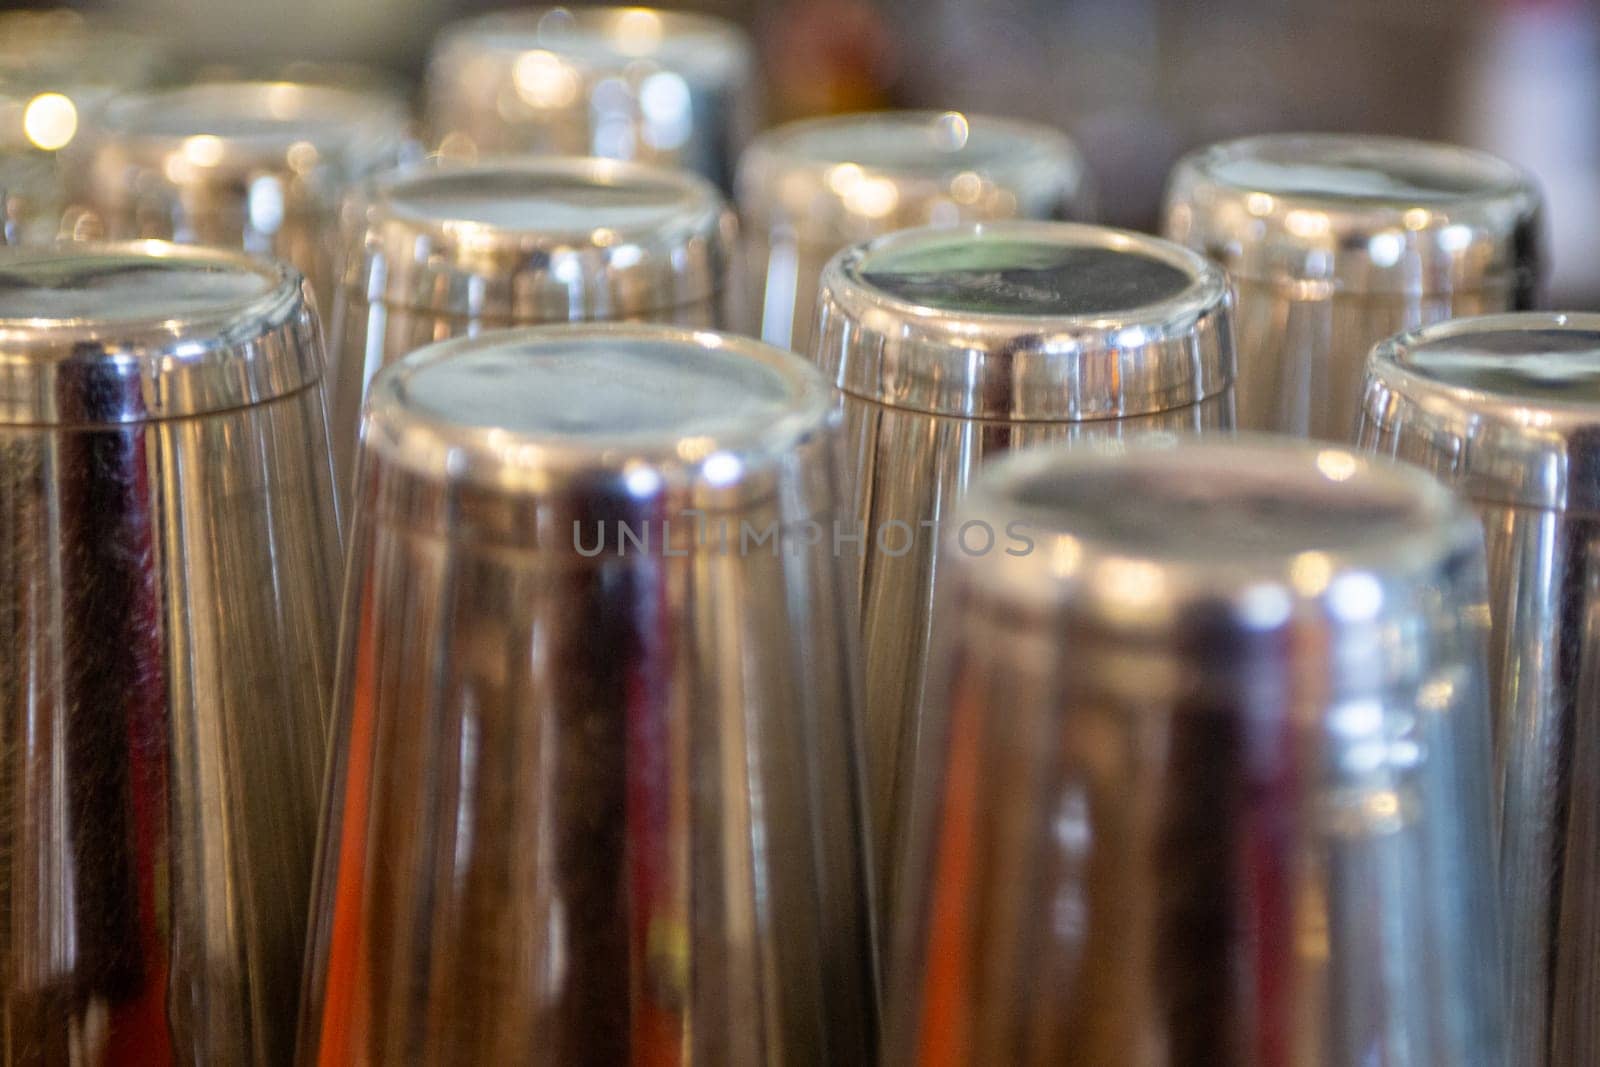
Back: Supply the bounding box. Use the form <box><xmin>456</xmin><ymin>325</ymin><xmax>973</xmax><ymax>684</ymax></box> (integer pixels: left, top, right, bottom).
<box><xmin>425</xmin><ymin>6</ymin><xmax>755</xmax><ymax>189</ymax></box>
<box><xmin>738</xmin><ymin>110</ymin><xmax>1091</xmax><ymax>352</ymax></box>
<box><xmin>1164</xmin><ymin>133</ymin><xmax>1543</xmax><ymax>441</ymax></box>
<box><xmin>328</xmin><ymin>156</ymin><xmax>737</xmax><ymax>501</ymax></box>
<box><xmin>1357</xmin><ymin>313</ymin><xmax>1600</xmax><ymax>1067</ymax></box>
<box><xmin>66</xmin><ymin>80</ymin><xmax>413</xmax><ymax>317</ymax></box>
<box><xmin>298</xmin><ymin>324</ymin><xmax>876</xmax><ymax>1065</ymax></box>
<box><xmin>0</xmin><ymin>241</ymin><xmax>342</xmax><ymax>1063</ymax></box>
<box><xmin>0</xmin><ymin>10</ymin><xmax>166</xmax><ymax>244</ymax></box>
<box><xmin>887</xmin><ymin>438</ymin><xmax>1504</xmax><ymax>1066</ymax></box>
<box><xmin>812</xmin><ymin>220</ymin><xmax>1235</xmax><ymax>928</ymax></box>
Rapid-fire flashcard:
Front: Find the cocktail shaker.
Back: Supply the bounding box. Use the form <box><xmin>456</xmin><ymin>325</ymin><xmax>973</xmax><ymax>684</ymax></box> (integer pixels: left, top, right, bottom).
<box><xmin>1357</xmin><ymin>313</ymin><xmax>1600</xmax><ymax>1067</ymax></box>
<box><xmin>425</xmin><ymin>6</ymin><xmax>754</xmax><ymax>189</ymax></box>
<box><xmin>888</xmin><ymin>438</ymin><xmax>1504</xmax><ymax>1066</ymax></box>
<box><xmin>738</xmin><ymin>110</ymin><xmax>1091</xmax><ymax>352</ymax></box>
<box><xmin>1164</xmin><ymin>133</ymin><xmax>1542</xmax><ymax>441</ymax></box>
<box><xmin>0</xmin><ymin>10</ymin><xmax>166</xmax><ymax>244</ymax></box>
<box><xmin>66</xmin><ymin>80</ymin><xmax>413</xmax><ymax>316</ymax></box>
<box><xmin>327</xmin><ymin>156</ymin><xmax>737</xmax><ymax>500</ymax></box>
<box><xmin>811</xmin><ymin>220</ymin><xmax>1235</xmax><ymax>930</ymax></box>
<box><xmin>0</xmin><ymin>241</ymin><xmax>342</xmax><ymax>1063</ymax></box>
<box><xmin>298</xmin><ymin>324</ymin><xmax>876</xmax><ymax>1065</ymax></box>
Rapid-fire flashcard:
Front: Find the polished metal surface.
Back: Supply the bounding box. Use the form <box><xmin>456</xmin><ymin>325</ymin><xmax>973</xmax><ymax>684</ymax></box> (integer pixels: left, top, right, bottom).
<box><xmin>328</xmin><ymin>156</ymin><xmax>737</xmax><ymax>501</ymax></box>
<box><xmin>425</xmin><ymin>6</ymin><xmax>754</xmax><ymax>189</ymax></box>
<box><xmin>0</xmin><ymin>10</ymin><xmax>166</xmax><ymax>244</ymax></box>
<box><xmin>811</xmin><ymin>220</ymin><xmax>1235</xmax><ymax>936</ymax></box>
<box><xmin>738</xmin><ymin>110</ymin><xmax>1091</xmax><ymax>352</ymax></box>
<box><xmin>299</xmin><ymin>324</ymin><xmax>876</xmax><ymax>1065</ymax></box>
<box><xmin>0</xmin><ymin>241</ymin><xmax>341</xmax><ymax>1063</ymax></box>
<box><xmin>1357</xmin><ymin>312</ymin><xmax>1600</xmax><ymax>1067</ymax></box>
<box><xmin>887</xmin><ymin>438</ymin><xmax>1503</xmax><ymax>1066</ymax></box>
<box><xmin>1164</xmin><ymin>133</ymin><xmax>1543</xmax><ymax>441</ymax></box>
<box><xmin>65</xmin><ymin>80</ymin><xmax>413</xmax><ymax>316</ymax></box>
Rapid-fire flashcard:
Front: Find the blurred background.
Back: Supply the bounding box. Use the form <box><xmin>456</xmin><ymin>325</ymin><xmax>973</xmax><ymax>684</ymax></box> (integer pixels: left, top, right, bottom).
<box><xmin>2</xmin><ymin>0</ymin><xmax>1598</xmax><ymax>304</ymax></box>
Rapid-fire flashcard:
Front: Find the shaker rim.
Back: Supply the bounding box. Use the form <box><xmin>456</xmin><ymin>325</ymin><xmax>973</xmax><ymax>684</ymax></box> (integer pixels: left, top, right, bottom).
<box><xmin>86</xmin><ymin>79</ymin><xmax>410</xmax><ymax>184</ymax></box>
<box><xmin>362</xmin><ymin>322</ymin><xmax>833</xmax><ymax>517</ymax></box>
<box><xmin>736</xmin><ymin>109</ymin><xmax>1088</xmax><ymax>230</ymax></box>
<box><xmin>742</xmin><ymin>109</ymin><xmax>1081</xmax><ymax>177</ymax></box>
<box><xmin>814</xmin><ymin>220</ymin><xmax>1234</xmax><ymax>420</ymax></box>
<box><xmin>1364</xmin><ymin>311</ymin><xmax>1600</xmax><ymax>514</ymax></box>
<box><xmin>366</xmin><ymin>156</ymin><xmax>724</xmax><ymax>241</ymax></box>
<box><xmin>950</xmin><ymin>434</ymin><xmax>1479</xmax><ymax>634</ymax></box>
<box><xmin>432</xmin><ymin>5</ymin><xmax>751</xmax><ymax>81</ymax></box>
<box><xmin>1175</xmin><ymin>133</ymin><xmax>1534</xmax><ymax>210</ymax></box>
<box><xmin>185</xmin><ymin>59</ymin><xmax>407</xmax><ymax>96</ymax></box>
<box><xmin>1164</xmin><ymin>132</ymin><xmax>1542</xmax><ymax>292</ymax></box>
<box><xmin>836</xmin><ymin>221</ymin><xmax>1223</xmax><ymax>328</ymax></box>
<box><xmin>344</xmin><ymin>156</ymin><xmax>732</xmax><ymax>317</ymax></box>
<box><xmin>0</xmin><ymin>239</ymin><xmax>299</xmax><ymax>334</ymax></box>
<box><xmin>0</xmin><ymin>240</ymin><xmax>317</xmax><ymax>425</ymax></box>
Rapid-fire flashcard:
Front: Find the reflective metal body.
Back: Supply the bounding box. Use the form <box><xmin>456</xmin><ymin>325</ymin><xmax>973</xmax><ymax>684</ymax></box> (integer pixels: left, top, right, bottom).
<box><xmin>426</xmin><ymin>6</ymin><xmax>754</xmax><ymax>189</ymax></box>
<box><xmin>1357</xmin><ymin>313</ymin><xmax>1600</xmax><ymax>1067</ymax></box>
<box><xmin>738</xmin><ymin>110</ymin><xmax>1091</xmax><ymax>352</ymax></box>
<box><xmin>888</xmin><ymin>439</ymin><xmax>1504</xmax><ymax>1066</ymax></box>
<box><xmin>298</xmin><ymin>325</ymin><xmax>876</xmax><ymax>1065</ymax></box>
<box><xmin>66</xmin><ymin>80</ymin><xmax>412</xmax><ymax>316</ymax></box>
<box><xmin>1164</xmin><ymin>134</ymin><xmax>1543</xmax><ymax>441</ymax></box>
<box><xmin>0</xmin><ymin>242</ymin><xmax>342</xmax><ymax>1063</ymax></box>
<box><xmin>328</xmin><ymin>157</ymin><xmax>737</xmax><ymax>501</ymax></box>
<box><xmin>811</xmin><ymin>221</ymin><xmax>1236</xmax><ymax>932</ymax></box>
<box><xmin>0</xmin><ymin>10</ymin><xmax>166</xmax><ymax>244</ymax></box>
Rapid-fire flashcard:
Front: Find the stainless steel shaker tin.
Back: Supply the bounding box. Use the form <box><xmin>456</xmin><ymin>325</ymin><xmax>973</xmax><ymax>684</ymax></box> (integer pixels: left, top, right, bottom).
<box><xmin>299</xmin><ymin>324</ymin><xmax>875</xmax><ymax>1064</ymax></box>
<box><xmin>425</xmin><ymin>6</ymin><xmax>754</xmax><ymax>188</ymax></box>
<box><xmin>67</xmin><ymin>80</ymin><xmax>412</xmax><ymax>314</ymax></box>
<box><xmin>1357</xmin><ymin>313</ymin><xmax>1600</xmax><ymax>1066</ymax></box>
<box><xmin>811</xmin><ymin>220</ymin><xmax>1235</xmax><ymax>934</ymax></box>
<box><xmin>328</xmin><ymin>156</ymin><xmax>737</xmax><ymax>499</ymax></box>
<box><xmin>0</xmin><ymin>241</ymin><xmax>326</xmax><ymax>420</ymax></box>
<box><xmin>815</xmin><ymin>221</ymin><xmax>1232</xmax><ymax>419</ymax></box>
<box><xmin>0</xmin><ymin>241</ymin><xmax>342</xmax><ymax>1063</ymax></box>
<box><xmin>888</xmin><ymin>438</ymin><xmax>1504</xmax><ymax>1065</ymax></box>
<box><xmin>738</xmin><ymin>110</ymin><xmax>1091</xmax><ymax>351</ymax></box>
<box><xmin>1164</xmin><ymin>133</ymin><xmax>1543</xmax><ymax>441</ymax></box>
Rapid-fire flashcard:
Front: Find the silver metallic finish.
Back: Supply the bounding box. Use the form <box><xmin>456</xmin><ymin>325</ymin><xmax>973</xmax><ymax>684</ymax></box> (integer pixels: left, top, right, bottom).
<box><xmin>426</xmin><ymin>6</ymin><xmax>755</xmax><ymax>189</ymax></box>
<box><xmin>1164</xmin><ymin>133</ymin><xmax>1543</xmax><ymax>441</ymax></box>
<box><xmin>0</xmin><ymin>241</ymin><xmax>341</xmax><ymax>1063</ymax></box>
<box><xmin>328</xmin><ymin>157</ymin><xmax>737</xmax><ymax>501</ymax></box>
<box><xmin>0</xmin><ymin>10</ymin><xmax>166</xmax><ymax>244</ymax></box>
<box><xmin>888</xmin><ymin>438</ymin><xmax>1503</xmax><ymax>1066</ymax></box>
<box><xmin>1357</xmin><ymin>312</ymin><xmax>1600</xmax><ymax>1067</ymax></box>
<box><xmin>738</xmin><ymin>110</ymin><xmax>1091</xmax><ymax>352</ymax></box>
<box><xmin>812</xmin><ymin>221</ymin><xmax>1235</xmax><ymax>933</ymax></box>
<box><xmin>298</xmin><ymin>324</ymin><xmax>876</xmax><ymax>1065</ymax></box>
<box><xmin>66</xmin><ymin>80</ymin><xmax>413</xmax><ymax>316</ymax></box>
